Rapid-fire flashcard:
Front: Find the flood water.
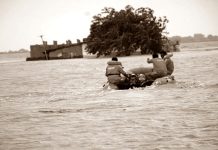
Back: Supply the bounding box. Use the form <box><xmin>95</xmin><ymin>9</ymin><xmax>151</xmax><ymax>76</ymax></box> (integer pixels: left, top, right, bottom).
<box><xmin>0</xmin><ymin>49</ymin><xmax>218</xmax><ymax>150</ymax></box>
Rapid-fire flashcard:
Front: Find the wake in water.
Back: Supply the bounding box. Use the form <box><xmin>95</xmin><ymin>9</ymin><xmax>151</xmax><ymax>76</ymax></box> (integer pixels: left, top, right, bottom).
<box><xmin>175</xmin><ymin>81</ymin><xmax>205</xmax><ymax>88</ymax></box>
<box><xmin>103</xmin><ymin>80</ymin><xmax>209</xmax><ymax>90</ymax></box>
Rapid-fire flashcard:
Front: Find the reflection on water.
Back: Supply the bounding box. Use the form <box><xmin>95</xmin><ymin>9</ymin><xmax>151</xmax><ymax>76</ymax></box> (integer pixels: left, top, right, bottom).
<box><xmin>0</xmin><ymin>50</ymin><xmax>218</xmax><ymax>149</ymax></box>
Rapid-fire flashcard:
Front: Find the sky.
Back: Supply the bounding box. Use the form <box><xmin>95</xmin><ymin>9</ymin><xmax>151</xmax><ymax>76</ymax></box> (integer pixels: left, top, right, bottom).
<box><xmin>0</xmin><ymin>0</ymin><xmax>218</xmax><ymax>51</ymax></box>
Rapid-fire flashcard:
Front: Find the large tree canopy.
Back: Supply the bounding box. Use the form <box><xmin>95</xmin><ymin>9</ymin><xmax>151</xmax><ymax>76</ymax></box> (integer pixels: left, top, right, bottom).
<box><xmin>86</xmin><ymin>5</ymin><xmax>169</xmax><ymax>57</ymax></box>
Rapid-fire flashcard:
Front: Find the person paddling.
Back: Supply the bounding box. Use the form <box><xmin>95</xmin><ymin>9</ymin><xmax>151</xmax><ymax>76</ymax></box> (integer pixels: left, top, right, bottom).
<box><xmin>145</xmin><ymin>53</ymin><xmax>167</xmax><ymax>81</ymax></box>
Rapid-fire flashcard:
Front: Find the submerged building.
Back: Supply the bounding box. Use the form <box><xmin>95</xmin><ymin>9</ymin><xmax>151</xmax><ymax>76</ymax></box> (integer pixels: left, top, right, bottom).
<box><xmin>26</xmin><ymin>40</ymin><xmax>83</xmax><ymax>61</ymax></box>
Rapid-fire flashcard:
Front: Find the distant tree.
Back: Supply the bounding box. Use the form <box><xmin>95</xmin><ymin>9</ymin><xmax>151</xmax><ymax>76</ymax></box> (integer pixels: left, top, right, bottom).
<box><xmin>207</xmin><ymin>34</ymin><xmax>213</xmax><ymax>41</ymax></box>
<box><xmin>18</xmin><ymin>49</ymin><xmax>29</xmax><ymax>53</ymax></box>
<box><xmin>169</xmin><ymin>36</ymin><xmax>182</xmax><ymax>43</ymax></box>
<box><xmin>181</xmin><ymin>36</ymin><xmax>194</xmax><ymax>43</ymax></box>
<box><xmin>207</xmin><ymin>34</ymin><xmax>218</xmax><ymax>41</ymax></box>
<box><xmin>193</xmin><ymin>33</ymin><xmax>205</xmax><ymax>42</ymax></box>
<box><xmin>86</xmin><ymin>5</ymin><xmax>168</xmax><ymax>57</ymax></box>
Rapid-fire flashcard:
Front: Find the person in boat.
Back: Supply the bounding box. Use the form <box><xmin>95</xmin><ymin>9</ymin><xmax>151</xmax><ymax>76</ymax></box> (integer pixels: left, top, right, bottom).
<box><xmin>145</xmin><ymin>53</ymin><xmax>168</xmax><ymax>81</ymax></box>
<box><xmin>160</xmin><ymin>51</ymin><xmax>174</xmax><ymax>75</ymax></box>
<box><xmin>105</xmin><ymin>57</ymin><xmax>128</xmax><ymax>89</ymax></box>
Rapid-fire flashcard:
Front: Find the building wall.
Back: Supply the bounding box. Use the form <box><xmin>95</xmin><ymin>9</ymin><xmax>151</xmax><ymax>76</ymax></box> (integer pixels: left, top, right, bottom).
<box><xmin>49</xmin><ymin>44</ymin><xmax>83</xmax><ymax>59</ymax></box>
<box><xmin>63</xmin><ymin>44</ymin><xmax>83</xmax><ymax>58</ymax></box>
<box><xmin>30</xmin><ymin>45</ymin><xmax>45</xmax><ymax>58</ymax></box>
<box><xmin>49</xmin><ymin>49</ymin><xmax>63</xmax><ymax>58</ymax></box>
<box><xmin>29</xmin><ymin>43</ymin><xmax>83</xmax><ymax>60</ymax></box>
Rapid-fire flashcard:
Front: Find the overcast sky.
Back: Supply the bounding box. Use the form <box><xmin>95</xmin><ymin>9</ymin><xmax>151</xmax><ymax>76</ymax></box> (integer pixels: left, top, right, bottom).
<box><xmin>0</xmin><ymin>0</ymin><xmax>218</xmax><ymax>51</ymax></box>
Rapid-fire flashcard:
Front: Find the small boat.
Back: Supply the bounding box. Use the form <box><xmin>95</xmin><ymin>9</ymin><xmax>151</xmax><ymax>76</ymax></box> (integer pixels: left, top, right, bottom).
<box><xmin>103</xmin><ymin>67</ymin><xmax>175</xmax><ymax>90</ymax></box>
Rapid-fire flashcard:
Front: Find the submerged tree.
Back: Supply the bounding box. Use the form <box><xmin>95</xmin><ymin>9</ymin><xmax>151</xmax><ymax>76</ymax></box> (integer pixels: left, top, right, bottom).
<box><xmin>86</xmin><ymin>5</ymin><xmax>168</xmax><ymax>57</ymax></box>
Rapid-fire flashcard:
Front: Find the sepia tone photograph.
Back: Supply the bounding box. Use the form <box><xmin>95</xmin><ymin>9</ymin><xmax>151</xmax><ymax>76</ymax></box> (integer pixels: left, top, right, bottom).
<box><xmin>0</xmin><ymin>0</ymin><xmax>218</xmax><ymax>149</ymax></box>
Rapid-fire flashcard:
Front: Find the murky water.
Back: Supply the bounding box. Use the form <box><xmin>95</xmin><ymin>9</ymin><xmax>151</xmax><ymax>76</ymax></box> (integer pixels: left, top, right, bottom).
<box><xmin>0</xmin><ymin>50</ymin><xmax>218</xmax><ymax>150</ymax></box>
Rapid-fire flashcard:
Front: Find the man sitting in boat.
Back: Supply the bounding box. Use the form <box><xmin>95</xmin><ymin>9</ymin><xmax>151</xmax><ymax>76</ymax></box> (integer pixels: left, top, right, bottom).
<box><xmin>160</xmin><ymin>51</ymin><xmax>174</xmax><ymax>75</ymax></box>
<box><xmin>105</xmin><ymin>57</ymin><xmax>128</xmax><ymax>89</ymax></box>
<box><xmin>145</xmin><ymin>53</ymin><xmax>168</xmax><ymax>81</ymax></box>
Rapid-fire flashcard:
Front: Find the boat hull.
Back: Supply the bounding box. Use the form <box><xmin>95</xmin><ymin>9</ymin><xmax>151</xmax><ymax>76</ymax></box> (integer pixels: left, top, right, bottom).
<box><xmin>127</xmin><ymin>67</ymin><xmax>153</xmax><ymax>74</ymax></box>
<box><xmin>104</xmin><ymin>74</ymin><xmax>175</xmax><ymax>90</ymax></box>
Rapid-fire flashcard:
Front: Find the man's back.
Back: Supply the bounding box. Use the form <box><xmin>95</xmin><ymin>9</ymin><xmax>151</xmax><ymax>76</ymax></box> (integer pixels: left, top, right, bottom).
<box><xmin>105</xmin><ymin>59</ymin><xmax>127</xmax><ymax>85</ymax></box>
<box><xmin>106</xmin><ymin>61</ymin><xmax>126</xmax><ymax>76</ymax></box>
<box><xmin>149</xmin><ymin>58</ymin><xmax>167</xmax><ymax>75</ymax></box>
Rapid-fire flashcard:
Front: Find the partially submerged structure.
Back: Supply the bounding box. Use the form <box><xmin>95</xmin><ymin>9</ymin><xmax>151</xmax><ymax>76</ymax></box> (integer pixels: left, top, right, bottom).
<box><xmin>26</xmin><ymin>40</ymin><xmax>83</xmax><ymax>61</ymax></box>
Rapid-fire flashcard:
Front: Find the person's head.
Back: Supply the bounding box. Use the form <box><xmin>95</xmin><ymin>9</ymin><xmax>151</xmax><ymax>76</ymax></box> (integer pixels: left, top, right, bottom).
<box><xmin>112</xmin><ymin>57</ymin><xmax>118</xmax><ymax>61</ymax></box>
<box><xmin>160</xmin><ymin>51</ymin><xmax>167</xmax><ymax>59</ymax></box>
<box><xmin>152</xmin><ymin>53</ymin><xmax>159</xmax><ymax>58</ymax></box>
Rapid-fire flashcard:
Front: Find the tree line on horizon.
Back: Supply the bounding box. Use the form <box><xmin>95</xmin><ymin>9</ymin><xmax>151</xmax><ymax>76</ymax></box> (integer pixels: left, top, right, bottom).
<box><xmin>0</xmin><ymin>48</ymin><xmax>29</xmax><ymax>54</ymax></box>
<box><xmin>169</xmin><ymin>34</ymin><xmax>218</xmax><ymax>43</ymax></box>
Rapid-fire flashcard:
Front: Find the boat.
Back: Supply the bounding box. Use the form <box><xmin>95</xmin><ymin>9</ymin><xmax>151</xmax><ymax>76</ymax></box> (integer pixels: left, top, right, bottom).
<box><xmin>103</xmin><ymin>67</ymin><xmax>175</xmax><ymax>90</ymax></box>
